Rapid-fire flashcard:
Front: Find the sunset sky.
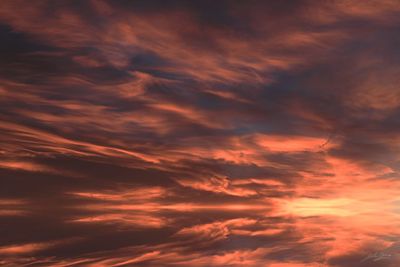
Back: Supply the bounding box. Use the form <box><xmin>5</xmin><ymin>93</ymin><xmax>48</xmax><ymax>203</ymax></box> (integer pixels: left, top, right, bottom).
<box><xmin>2</xmin><ymin>1</ymin><xmax>400</xmax><ymax>266</ymax></box>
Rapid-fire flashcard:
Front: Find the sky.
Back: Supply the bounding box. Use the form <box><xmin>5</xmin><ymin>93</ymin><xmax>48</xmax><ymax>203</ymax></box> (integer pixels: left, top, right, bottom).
<box><xmin>1</xmin><ymin>0</ymin><xmax>400</xmax><ymax>266</ymax></box>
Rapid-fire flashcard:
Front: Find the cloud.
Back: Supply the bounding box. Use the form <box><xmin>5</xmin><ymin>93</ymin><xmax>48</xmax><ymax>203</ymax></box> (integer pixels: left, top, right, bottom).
<box><xmin>2</xmin><ymin>0</ymin><xmax>400</xmax><ymax>266</ymax></box>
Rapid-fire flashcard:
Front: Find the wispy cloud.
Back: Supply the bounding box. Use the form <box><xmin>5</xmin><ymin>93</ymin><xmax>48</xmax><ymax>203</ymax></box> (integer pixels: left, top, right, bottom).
<box><xmin>2</xmin><ymin>0</ymin><xmax>400</xmax><ymax>266</ymax></box>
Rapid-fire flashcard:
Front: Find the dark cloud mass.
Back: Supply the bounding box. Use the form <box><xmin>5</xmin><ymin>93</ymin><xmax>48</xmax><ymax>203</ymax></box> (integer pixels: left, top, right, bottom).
<box><xmin>1</xmin><ymin>0</ymin><xmax>400</xmax><ymax>266</ymax></box>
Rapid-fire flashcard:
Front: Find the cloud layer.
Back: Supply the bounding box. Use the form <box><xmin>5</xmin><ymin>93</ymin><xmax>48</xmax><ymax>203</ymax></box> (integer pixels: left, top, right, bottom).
<box><xmin>2</xmin><ymin>0</ymin><xmax>400</xmax><ymax>266</ymax></box>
